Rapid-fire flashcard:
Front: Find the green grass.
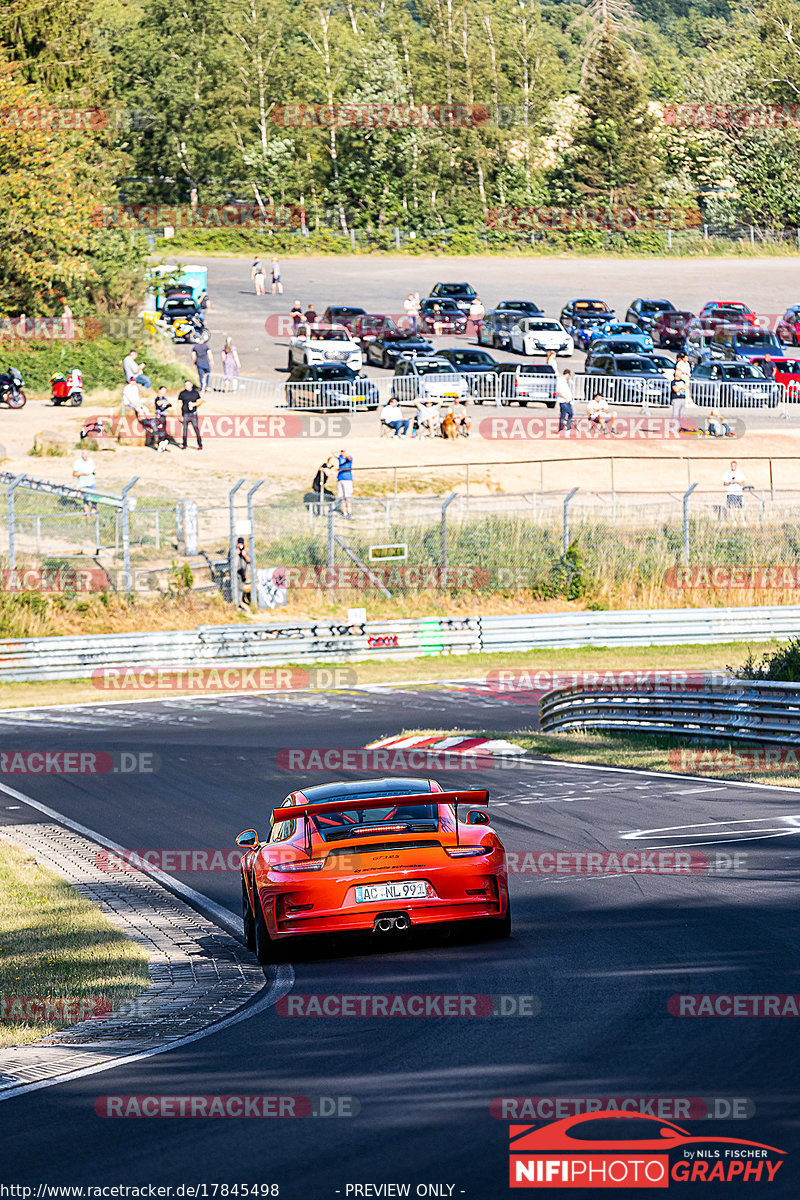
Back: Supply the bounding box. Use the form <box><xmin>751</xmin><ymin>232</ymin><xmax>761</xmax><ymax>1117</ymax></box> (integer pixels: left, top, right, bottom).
<box><xmin>0</xmin><ymin>844</ymin><xmax>151</xmax><ymax>1046</ymax></box>
<box><xmin>0</xmin><ymin>639</ymin><xmax>762</xmax><ymax>709</ymax></box>
<box><xmin>397</xmin><ymin>725</ymin><xmax>800</xmax><ymax>789</ymax></box>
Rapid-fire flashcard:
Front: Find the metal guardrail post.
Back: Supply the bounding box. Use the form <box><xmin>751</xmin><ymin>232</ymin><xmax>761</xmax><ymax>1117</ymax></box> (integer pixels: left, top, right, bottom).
<box><xmin>683</xmin><ymin>482</ymin><xmax>698</xmax><ymax>567</ymax></box>
<box><xmin>7</xmin><ymin>474</ymin><xmax>24</xmax><ymax>570</ymax></box>
<box><xmin>121</xmin><ymin>477</ymin><xmax>139</xmax><ymax>596</ymax></box>
<box><xmin>246</xmin><ymin>479</ymin><xmax>265</xmax><ymax>610</ymax></box>
<box><xmin>228</xmin><ymin>478</ymin><xmax>245</xmax><ymax>605</ymax></box>
<box><xmin>563</xmin><ymin>487</ymin><xmax>579</xmax><ymax>555</ymax></box>
<box><xmin>441</xmin><ymin>492</ymin><xmax>457</xmax><ymax>573</ymax></box>
<box><xmin>327</xmin><ymin>501</ymin><xmax>335</xmax><ymax>583</ymax></box>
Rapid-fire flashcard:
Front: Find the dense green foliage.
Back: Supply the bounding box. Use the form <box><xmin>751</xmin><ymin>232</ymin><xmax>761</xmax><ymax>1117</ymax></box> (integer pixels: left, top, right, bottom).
<box><xmin>0</xmin><ymin>0</ymin><xmax>799</xmax><ymax>309</ymax></box>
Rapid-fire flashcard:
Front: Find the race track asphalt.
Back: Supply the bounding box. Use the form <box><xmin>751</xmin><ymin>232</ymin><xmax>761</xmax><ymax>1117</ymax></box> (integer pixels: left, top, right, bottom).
<box><xmin>0</xmin><ymin>683</ymin><xmax>798</xmax><ymax>1198</ymax></box>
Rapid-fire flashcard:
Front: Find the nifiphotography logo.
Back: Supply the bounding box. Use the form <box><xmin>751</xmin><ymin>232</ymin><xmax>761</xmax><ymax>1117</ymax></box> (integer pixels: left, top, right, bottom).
<box><xmin>507</xmin><ymin>1111</ymin><xmax>786</xmax><ymax>1188</ymax></box>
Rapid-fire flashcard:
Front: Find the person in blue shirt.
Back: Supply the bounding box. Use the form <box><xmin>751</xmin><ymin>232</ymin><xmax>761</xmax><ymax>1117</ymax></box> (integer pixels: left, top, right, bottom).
<box><xmin>337</xmin><ymin>449</ymin><xmax>353</xmax><ymax>517</ymax></box>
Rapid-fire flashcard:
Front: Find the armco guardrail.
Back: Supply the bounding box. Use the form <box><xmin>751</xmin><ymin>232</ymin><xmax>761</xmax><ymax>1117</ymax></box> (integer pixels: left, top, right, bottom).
<box><xmin>1</xmin><ymin>605</ymin><xmax>800</xmax><ymax>683</ymax></box>
<box><xmin>539</xmin><ymin>678</ymin><xmax>800</xmax><ymax>746</ymax></box>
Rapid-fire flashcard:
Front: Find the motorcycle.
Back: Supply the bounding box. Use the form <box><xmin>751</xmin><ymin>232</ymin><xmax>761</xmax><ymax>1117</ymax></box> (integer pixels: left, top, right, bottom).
<box><xmin>172</xmin><ymin>312</ymin><xmax>209</xmax><ymax>344</ymax></box>
<box><xmin>50</xmin><ymin>368</ymin><xmax>84</xmax><ymax>407</ymax></box>
<box><xmin>0</xmin><ymin>367</ymin><xmax>26</xmax><ymax>408</ymax></box>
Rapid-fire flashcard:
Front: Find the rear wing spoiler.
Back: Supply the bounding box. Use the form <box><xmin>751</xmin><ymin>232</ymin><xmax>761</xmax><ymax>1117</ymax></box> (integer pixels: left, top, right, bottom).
<box><xmin>271</xmin><ymin>790</ymin><xmax>489</xmax><ymax>854</ymax></box>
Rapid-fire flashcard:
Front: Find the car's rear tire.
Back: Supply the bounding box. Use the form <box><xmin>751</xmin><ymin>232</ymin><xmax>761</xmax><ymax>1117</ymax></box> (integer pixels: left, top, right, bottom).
<box><xmin>484</xmin><ymin>899</ymin><xmax>512</xmax><ymax>939</ymax></box>
<box><xmin>242</xmin><ymin>881</ymin><xmax>256</xmax><ymax>952</ymax></box>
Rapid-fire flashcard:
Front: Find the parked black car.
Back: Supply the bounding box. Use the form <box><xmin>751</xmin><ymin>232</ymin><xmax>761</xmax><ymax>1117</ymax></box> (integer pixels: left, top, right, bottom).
<box><xmin>477</xmin><ymin>309</ymin><xmax>527</xmax><ymax>350</ymax></box>
<box><xmin>285</xmin><ymin>362</ymin><xmax>380</xmax><ymax>409</ymax></box>
<box><xmin>418</xmin><ymin>298</ymin><xmax>468</xmax><ymax>334</ymax></box>
<box><xmin>363</xmin><ymin>334</ymin><xmax>436</xmax><ymax>368</ymax></box>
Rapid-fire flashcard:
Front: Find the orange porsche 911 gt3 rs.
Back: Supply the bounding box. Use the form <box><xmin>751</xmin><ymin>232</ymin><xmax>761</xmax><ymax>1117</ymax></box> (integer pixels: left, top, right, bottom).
<box><xmin>236</xmin><ymin>776</ymin><xmax>510</xmax><ymax>962</ymax></box>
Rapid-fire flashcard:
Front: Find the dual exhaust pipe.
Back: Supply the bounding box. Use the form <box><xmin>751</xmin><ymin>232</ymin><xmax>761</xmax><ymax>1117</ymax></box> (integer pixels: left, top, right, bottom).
<box><xmin>374</xmin><ymin>912</ymin><xmax>410</xmax><ymax>933</ymax></box>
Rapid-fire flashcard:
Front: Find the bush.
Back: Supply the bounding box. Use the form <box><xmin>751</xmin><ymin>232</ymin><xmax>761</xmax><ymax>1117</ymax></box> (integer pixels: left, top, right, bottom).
<box><xmin>0</xmin><ymin>337</ymin><xmax>185</xmax><ymax>393</ymax></box>
<box><xmin>736</xmin><ymin>638</ymin><xmax>800</xmax><ymax>682</ymax></box>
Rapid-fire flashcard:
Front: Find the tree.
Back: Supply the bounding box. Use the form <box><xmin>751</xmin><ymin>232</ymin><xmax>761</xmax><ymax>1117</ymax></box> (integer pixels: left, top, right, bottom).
<box><xmin>557</xmin><ymin>32</ymin><xmax>659</xmax><ymax>205</ymax></box>
<box><xmin>0</xmin><ymin>64</ymin><xmax>97</xmax><ymax>313</ymax></box>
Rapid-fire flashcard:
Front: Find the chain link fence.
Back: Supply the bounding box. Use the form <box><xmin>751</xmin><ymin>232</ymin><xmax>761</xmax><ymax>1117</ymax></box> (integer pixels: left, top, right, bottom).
<box><xmin>4</xmin><ymin>472</ymin><xmax>800</xmax><ymax>607</ymax></box>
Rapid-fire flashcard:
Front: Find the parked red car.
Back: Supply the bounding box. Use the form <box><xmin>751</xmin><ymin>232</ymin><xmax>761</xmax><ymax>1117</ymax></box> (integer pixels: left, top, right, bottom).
<box><xmin>775</xmin><ymin>305</ymin><xmax>800</xmax><ymax>346</ymax></box>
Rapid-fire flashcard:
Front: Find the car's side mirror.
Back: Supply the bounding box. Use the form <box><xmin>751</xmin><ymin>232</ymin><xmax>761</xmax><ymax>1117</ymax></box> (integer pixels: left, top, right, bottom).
<box><xmin>466</xmin><ymin>810</ymin><xmax>491</xmax><ymax>825</ymax></box>
<box><xmin>236</xmin><ymin>829</ymin><xmax>259</xmax><ymax>848</ymax></box>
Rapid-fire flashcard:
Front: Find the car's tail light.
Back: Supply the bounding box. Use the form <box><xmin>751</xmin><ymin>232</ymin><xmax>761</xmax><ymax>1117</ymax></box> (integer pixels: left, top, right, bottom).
<box><xmin>445</xmin><ymin>846</ymin><xmax>492</xmax><ymax>858</ymax></box>
<box><xmin>270</xmin><ymin>859</ymin><xmax>326</xmax><ymax>873</ymax></box>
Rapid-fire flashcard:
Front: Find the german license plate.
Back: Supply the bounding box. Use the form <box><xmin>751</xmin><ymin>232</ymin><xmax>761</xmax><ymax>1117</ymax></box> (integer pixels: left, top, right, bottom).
<box><xmin>355</xmin><ymin>880</ymin><xmax>426</xmax><ymax>903</ymax></box>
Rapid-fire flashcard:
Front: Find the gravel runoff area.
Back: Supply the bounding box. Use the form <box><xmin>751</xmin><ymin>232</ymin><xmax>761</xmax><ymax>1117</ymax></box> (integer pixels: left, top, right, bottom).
<box><xmin>0</xmin><ymin>821</ymin><xmax>266</xmax><ymax>1095</ymax></box>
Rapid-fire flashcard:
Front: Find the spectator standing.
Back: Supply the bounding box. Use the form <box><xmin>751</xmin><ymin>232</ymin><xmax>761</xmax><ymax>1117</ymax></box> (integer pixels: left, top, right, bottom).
<box><xmin>251</xmin><ymin>258</ymin><xmax>266</xmax><ymax>295</ymax></box>
<box><xmin>468</xmin><ymin>295</ymin><xmax>485</xmax><ymax>334</ymax></box>
<box><xmin>72</xmin><ymin>448</ymin><xmax>97</xmax><ymax>515</ymax></box>
<box><xmin>311</xmin><ymin>456</ymin><xmax>337</xmax><ymax>507</ymax></box>
<box><xmin>221</xmin><ymin>337</ymin><xmax>241</xmax><ymax>392</ymax></box>
<box><xmin>674</xmin><ymin>351</ymin><xmax>691</xmax><ymax>401</ymax></box>
<box><xmin>122</xmin><ymin>349</ymin><xmax>151</xmax><ymax>388</ymax></box>
<box><xmin>723</xmin><ymin>460</ymin><xmax>746</xmax><ymax>524</ymax></box>
<box><xmin>290</xmin><ymin>300</ymin><xmax>304</xmax><ymax>330</ymax></box>
<box><xmin>179</xmin><ymin>378</ymin><xmax>204</xmax><ymax>450</ymax></box>
<box><xmin>761</xmin><ymin>354</ymin><xmax>775</xmax><ymax>380</ymax></box>
<box><xmin>557</xmin><ymin>369</ymin><xmax>574</xmax><ymax>433</ymax></box>
<box><xmin>236</xmin><ymin>537</ymin><xmax>251</xmax><ymax>590</ymax></box>
<box><xmin>192</xmin><ymin>339</ymin><xmax>214</xmax><ymax>391</ymax></box>
<box><xmin>198</xmin><ymin>289</ymin><xmax>209</xmax><ymax>315</ymax></box>
<box><xmin>154</xmin><ymin>386</ymin><xmax>173</xmax><ymax>451</ymax></box>
<box><xmin>304</xmin><ymin>303</ymin><xmax>318</xmax><ymax>325</ymax></box>
<box><xmin>336</xmin><ymin>449</ymin><xmax>353</xmax><ymax>517</ymax></box>
<box><xmin>403</xmin><ymin>292</ymin><xmax>420</xmax><ymax>331</ymax></box>
<box><xmin>380</xmin><ymin>397</ymin><xmax>410</xmax><ymax>437</ymax></box>
<box><xmin>270</xmin><ymin>258</ymin><xmax>283</xmax><ymax>294</ymax></box>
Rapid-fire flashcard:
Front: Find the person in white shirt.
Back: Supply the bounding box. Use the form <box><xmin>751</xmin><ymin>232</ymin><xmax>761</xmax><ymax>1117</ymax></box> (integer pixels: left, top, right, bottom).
<box><xmin>587</xmin><ymin>393</ymin><xmax>614</xmax><ymax>434</ymax></box>
<box><xmin>468</xmin><ymin>296</ymin><xmax>485</xmax><ymax>332</ymax></box>
<box><xmin>557</xmin><ymin>369</ymin><xmax>574</xmax><ymax>433</ymax></box>
<box><xmin>122</xmin><ymin>378</ymin><xmax>141</xmax><ymax>416</ymax></box>
<box><xmin>122</xmin><ymin>350</ymin><xmax>150</xmax><ymax>388</ymax></box>
<box><xmin>674</xmin><ymin>352</ymin><xmax>691</xmax><ymax>403</ymax></box>
<box><xmin>380</xmin><ymin>398</ymin><xmax>410</xmax><ymax>437</ymax></box>
<box><xmin>403</xmin><ymin>293</ymin><xmax>420</xmax><ymax>332</ymax></box>
<box><xmin>722</xmin><ymin>460</ymin><xmax>746</xmax><ymax>524</ymax></box>
<box><xmin>72</xmin><ymin>449</ymin><xmax>97</xmax><ymax>514</ymax></box>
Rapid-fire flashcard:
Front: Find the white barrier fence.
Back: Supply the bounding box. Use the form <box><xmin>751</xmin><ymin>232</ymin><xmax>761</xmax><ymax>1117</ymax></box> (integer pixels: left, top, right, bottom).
<box><xmin>204</xmin><ymin>373</ymin><xmax>794</xmax><ymax>412</ymax></box>
<box><xmin>1</xmin><ymin>605</ymin><xmax>799</xmax><ymax>682</ymax></box>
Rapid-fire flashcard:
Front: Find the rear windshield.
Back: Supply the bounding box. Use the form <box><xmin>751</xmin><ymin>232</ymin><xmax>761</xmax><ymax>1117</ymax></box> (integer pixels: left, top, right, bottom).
<box><xmin>448</xmin><ymin>350</ymin><xmax>493</xmax><ymax>364</ymax></box>
<box><xmin>735</xmin><ymin>332</ymin><xmax>779</xmax><ymax>346</ymax></box>
<box><xmin>641</xmin><ymin>300</ymin><xmax>673</xmax><ymax>313</ymax></box>
<box><xmin>416</xmin><ymin>361</ymin><xmax>456</xmax><ymax>376</ymax></box>
<box><xmin>318</xmin><ymin>366</ymin><xmax>352</xmax><ymax>379</ymax></box>
<box><xmin>437</xmin><ymin>284</ymin><xmax>476</xmax><ymax>297</ymax></box>
<box><xmin>617</xmin><ymin>357</ymin><xmax>660</xmax><ymax>374</ymax></box>
<box><xmin>723</xmin><ymin>364</ymin><xmax>762</xmax><ymax>379</ymax></box>
<box><xmin>519</xmin><ymin>364</ymin><xmax>557</xmax><ymax>375</ymax></box>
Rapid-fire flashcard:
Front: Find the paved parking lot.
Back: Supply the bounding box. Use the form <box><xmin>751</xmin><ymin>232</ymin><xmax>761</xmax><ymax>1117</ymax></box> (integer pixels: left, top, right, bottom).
<box><xmin>164</xmin><ymin>252</ymin><xmax>800</xmax><ymax>395</ymax></box>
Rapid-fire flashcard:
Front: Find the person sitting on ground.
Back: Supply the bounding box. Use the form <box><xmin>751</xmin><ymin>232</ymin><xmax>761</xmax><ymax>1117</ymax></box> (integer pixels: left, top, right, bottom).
<box><xmin>586</xmin><ymin>393</ymin><xmax>615</xmax><ymax>435</ymax></box>
<box><xmin>380</xmin><ymin>397</ymin><xmax>411</xmax><ymax>437</ymax></box>
<box><xmin>706</xmin><ymin>408</ymin><xmax>732</xmax><ymax>437</ymax></box>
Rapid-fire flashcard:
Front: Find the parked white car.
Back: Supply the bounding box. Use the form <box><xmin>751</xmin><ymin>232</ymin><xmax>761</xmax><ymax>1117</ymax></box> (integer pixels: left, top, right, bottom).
<box><xmin>288</xmin><ymin>323</ymin><xmax>363</xmax><ymax>370</ymax></box>
<box><xmin>509</xmin><ymin>317</ymin><xmax>574</xmax><ymax>357</ymax></box>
